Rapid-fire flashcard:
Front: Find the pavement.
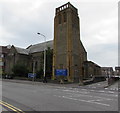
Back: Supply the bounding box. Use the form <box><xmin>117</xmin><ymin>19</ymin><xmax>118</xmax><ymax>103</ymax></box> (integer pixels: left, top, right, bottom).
<box><xmin>2</xmin><ymin>78</ymin><xmax>118</xmax><ymax>90</ymax></box>
<box><xmin>1</xmin><ymin>78</ymin><xmax>104</xmax><ymax>86</ymax></box>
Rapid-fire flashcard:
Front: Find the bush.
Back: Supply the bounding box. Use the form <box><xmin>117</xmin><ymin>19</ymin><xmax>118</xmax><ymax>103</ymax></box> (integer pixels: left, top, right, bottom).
<box><xmin>36</xmin><ymin>68</ymin><xmax>43</xmax><ymax>79</ymax></box>
<box><xmin>12</xmin><ymin>64</ymin><xmax>29</xmax><ymax>77</ymax></box>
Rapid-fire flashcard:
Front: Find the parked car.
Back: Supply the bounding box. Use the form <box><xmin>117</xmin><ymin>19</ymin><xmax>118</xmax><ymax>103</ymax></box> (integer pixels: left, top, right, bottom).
<box><xmin>4</xmin><ymin>75</ymin><xmax>13</xmax><ymax>79</ymax></box>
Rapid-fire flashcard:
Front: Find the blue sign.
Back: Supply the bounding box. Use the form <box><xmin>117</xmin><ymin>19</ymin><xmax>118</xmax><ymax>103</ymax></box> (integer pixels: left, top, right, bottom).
<box><xmin>28</xmin><ymin>73</ymin><xmax>36</xmax><ymax>78</ymax></box>
<box><xmin>55</xmin><ymin>69</ymin><xmax>67</xmax><ymax>76</ymax></box>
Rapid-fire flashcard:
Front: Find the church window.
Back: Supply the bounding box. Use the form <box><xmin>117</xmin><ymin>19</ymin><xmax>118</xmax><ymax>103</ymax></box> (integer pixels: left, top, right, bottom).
<box><xmin>59</xmin><ymin>14</ymin><xmax>61</xmax><ymax>24</ymax></box>
<box><xmin>63</xmin><ymin>12</ymin><xmax>67</xmax><ymax>22</ymax></box>
<box><xmin>35</xmin><ymin>61</ymin><xmax>38</xmax><ymax>69</ymax></box>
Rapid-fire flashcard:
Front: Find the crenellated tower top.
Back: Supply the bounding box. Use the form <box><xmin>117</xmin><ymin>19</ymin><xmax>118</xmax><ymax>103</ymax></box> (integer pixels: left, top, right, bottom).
<box><xmin>55</xmin><ymin>2</ymin><xmax>78</xmax><ymax>15</ymax></box>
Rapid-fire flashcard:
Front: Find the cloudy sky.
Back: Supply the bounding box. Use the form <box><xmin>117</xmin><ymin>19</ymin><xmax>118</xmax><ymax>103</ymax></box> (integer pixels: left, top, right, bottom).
<box><xmin>0</xmin><ymin>0</ymin><xmax>118</xmax><ymax>69</ymax></box>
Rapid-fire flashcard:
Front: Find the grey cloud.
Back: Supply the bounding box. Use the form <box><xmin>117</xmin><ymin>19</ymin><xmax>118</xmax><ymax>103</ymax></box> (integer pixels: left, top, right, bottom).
<box><xmin>0</xmin><ymin>0</ymin><xmax>118</xmax><ymax>68</ymax></box>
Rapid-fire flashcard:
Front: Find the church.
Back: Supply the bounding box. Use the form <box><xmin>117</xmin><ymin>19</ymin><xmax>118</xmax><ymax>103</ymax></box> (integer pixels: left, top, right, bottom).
<box><xmin>4</xmin><ymin>2</ymin><xmax>101</xmax><ymax>83</ymax></box>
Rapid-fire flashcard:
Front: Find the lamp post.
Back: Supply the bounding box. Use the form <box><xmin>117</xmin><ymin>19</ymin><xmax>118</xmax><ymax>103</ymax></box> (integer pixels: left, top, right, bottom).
<box><xmin>37</xmin><ymin>32</ymin><xmax>47</xmax><ymax>83</ymax></box>
<box><xmin>32</xmin><ymin>58</ymin><xmax>35</xmax><ymax>81</ymax></box>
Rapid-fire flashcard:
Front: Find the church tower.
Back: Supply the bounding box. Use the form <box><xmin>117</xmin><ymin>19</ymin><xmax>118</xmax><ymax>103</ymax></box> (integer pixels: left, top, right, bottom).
<box><xmin>52</xmin><ymin>2</ymin><xmax>87</xmax><ymax>82</ymax></box>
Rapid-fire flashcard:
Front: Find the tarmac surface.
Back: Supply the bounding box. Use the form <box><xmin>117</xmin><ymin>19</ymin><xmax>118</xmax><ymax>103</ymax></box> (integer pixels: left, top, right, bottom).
<box><xmin>1</xmin><ymin>79</ymin><xmax>119</xmax><ymax>112</ymax></box>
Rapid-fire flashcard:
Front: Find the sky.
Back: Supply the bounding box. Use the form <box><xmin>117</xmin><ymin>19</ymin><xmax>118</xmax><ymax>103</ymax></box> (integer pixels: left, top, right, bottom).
<box><xmin>0</xmin><ymin>0</ymin><xmax>119</xmax><ymax>69</ymax></box>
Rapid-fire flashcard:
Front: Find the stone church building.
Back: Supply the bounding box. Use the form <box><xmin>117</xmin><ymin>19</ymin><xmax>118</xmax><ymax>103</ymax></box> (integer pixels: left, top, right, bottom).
<box><xmin>53</xmin><ymin>2</ymin><xmax>101</xmax><ymax>82</ymax></box>
<box><xmin>4</xmin><ymin>2</ymin><xmax>101</xmax><ymax>82</ymax></box>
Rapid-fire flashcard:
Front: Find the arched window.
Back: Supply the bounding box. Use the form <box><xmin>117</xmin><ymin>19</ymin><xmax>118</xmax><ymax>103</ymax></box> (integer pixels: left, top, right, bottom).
<box><xmin>63</xmin><ymin>12</ymin><xmax>67</xmax><ymax>22</ymax></box>
<box><xmin>35</xmin><ymin>61</ymin><xmax>38</xmax><ymax>69</ymax></box>
<box><xmin>59</xmin><ymin>14</ymin><xmax>61</xmax><ymax>24</ymax></box>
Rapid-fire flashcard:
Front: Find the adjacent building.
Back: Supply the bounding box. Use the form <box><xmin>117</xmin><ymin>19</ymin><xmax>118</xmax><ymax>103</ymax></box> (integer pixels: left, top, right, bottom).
<box><xmin>5</xmin><ymin>41</ymin><xmax>53</xmax><ymax>76</ymax></box>
<box><xmin>0</xmin><ymin>45</ymin><xmax>11</xmax><ymax>76</ymax></box>
<box><xmin>83</xmin><ymin>61</ymin><xmax>101</xmax><ymax>79</ymax></box>
<box><xmin>101</xmin><ymin>67</ymin><xmax>114</xmax><ymax>77</ymax></box>
<box><xmin>5</xmin><ymin>45</ymin><xmax>30</xmax><ymax>74</ymax></box>
<box><xmin>114</xmin><ymin>67</ymin><xmax>120</xmax><ymax>76</ymax></box>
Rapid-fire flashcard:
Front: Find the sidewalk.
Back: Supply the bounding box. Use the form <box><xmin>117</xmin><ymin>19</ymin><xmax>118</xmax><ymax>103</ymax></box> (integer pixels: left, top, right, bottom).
<box><xmin>2</xmin><ymin>79</ymin><xmax>109</xmax><ymax>89</ymax></box>
<box><xmin>86</xmin><ymin>80</ymin><xmax>108</xmax><ymax>88</ymax></box>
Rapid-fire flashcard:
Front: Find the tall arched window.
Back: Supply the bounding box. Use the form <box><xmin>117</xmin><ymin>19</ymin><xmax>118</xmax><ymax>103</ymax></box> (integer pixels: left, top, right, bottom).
<box><xmin>35</xmin><ymin>61</ymin><xmax>38</xmax><ymax>69</ymax></box>
<box><xmin>63</xmin><ymin>12</ymin><xmax>67</xmax><ymax>22</ymax></box>
<box><xmin>59</xmin><ymin>14</ymin><xmax>61</xmax><ymax>24</ymax></box>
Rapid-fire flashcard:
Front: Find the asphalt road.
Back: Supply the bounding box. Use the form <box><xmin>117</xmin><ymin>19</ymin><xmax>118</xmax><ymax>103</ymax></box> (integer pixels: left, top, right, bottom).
<box><xmin>1</xmin><ymin>80</ymin><xmax>119</xmax><ymax>112</ymax></box>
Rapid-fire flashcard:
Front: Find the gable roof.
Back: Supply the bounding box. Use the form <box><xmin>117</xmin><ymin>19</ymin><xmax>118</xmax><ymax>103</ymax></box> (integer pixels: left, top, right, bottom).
<box><xmin>14</xmin><ymin>46</ymin><xmax>29</xmax><ymax>55</ymax></box>
<box><xmin>27</xmin><ymin>40</ymin><xmax>53</xmax><ymax>53</ymax></box>
<box><xmin>84</xmin><ymin>61</ymin><xmax>101</xmax><ymax>68</ymax></box>
<box><xmin>12</xmin><ymin>40</ymin><xmax>53</xmax><ymax>55</ymax></box>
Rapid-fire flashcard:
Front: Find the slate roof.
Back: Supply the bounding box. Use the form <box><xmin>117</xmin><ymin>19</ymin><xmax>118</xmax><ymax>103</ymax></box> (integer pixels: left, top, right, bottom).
<box><xmin>13</xmin><ymin>40</ymin><xmax>53</xmax><ymax>55</ymax></box>
<box><xmin>84</xmin><ymin>61</ymin><xmax>101</xmax><ymax>67</ymax></box>
<box><xmin>101</xmin><ymin>67</ymin><xmax>113</xmax><ymax>71</ymax></box>
<box><xmin>27</xmin><ymin>40</ymin><xmax>53</xmax><ymax>53</ymax></box>
<box><xmin>14</xmin><ymin>46</ymin><xmax>29</xmax><ymax>55</ymax></box>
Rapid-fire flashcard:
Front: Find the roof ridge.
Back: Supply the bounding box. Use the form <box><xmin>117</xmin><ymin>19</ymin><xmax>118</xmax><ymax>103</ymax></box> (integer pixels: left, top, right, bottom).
<box><xmin>32</xmin><ymin>40</ymin><xmax>53</xmax><ymax>46</ymax></box>
<box><xmin>14</xmin><ymin>46</ymin><xmax>29</xmax><ymax>55</ymax></box>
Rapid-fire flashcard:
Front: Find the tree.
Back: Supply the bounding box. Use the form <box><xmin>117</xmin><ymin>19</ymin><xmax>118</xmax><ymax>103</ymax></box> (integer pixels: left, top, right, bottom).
<box><xmin>40</xmin><ymin>47</ymin><xmax>53</xmax><ymax>79</ymax></box>
<box><xmin>12</xmin><ymin>64</ymin><xmax>29</xmax><ymax>77</ymax></box>
<box><xmin>36</xmin><ymin>68</ymin><xmax>43</xmax><ymax>79</ymax></box>
<box><xmin>46</xmin><ymin>47</ymin><xmax>53</xmax><ymax>78</ymax></box>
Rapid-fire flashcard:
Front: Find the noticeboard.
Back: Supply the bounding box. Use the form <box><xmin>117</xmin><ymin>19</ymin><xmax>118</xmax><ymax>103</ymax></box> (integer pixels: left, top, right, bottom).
<box><xmin>55</xmin><ymin>69</ymin><xmax>67</xmax><ymax>76</ymax></box>
<box><xmin>28</xmin><ymin>73</ymin><xmax>36</xmax><ymax>78</ymax></box>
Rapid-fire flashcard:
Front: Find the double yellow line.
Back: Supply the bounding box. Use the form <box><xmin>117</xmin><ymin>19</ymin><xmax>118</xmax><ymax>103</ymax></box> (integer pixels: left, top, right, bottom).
<box><xmin>0</xmin><ymin>100</ymin><xmax>25</xmax><ymax>113</ymax></box>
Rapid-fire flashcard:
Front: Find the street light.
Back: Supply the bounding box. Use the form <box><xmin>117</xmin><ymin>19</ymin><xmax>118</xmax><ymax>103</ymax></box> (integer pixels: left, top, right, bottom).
<box><xmin>37</xmin><ymin>32</ymin><xmax>47</xmax><ymax>83</ymax></box>
<box><xmin>32</xmin><ymin>58</ymin><xmax>35</xmax><ymax>81</ymax></box>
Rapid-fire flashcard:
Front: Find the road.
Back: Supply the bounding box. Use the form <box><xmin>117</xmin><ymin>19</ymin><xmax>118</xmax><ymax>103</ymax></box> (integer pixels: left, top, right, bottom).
<box><xmin>1</xmin><ymin>79</ymin><xmax>119</xmax><ymax>112</ymax></box>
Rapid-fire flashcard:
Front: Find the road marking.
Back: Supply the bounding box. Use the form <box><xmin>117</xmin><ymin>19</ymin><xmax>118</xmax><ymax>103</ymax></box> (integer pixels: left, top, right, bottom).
<box><xmin>0</xmin><ymin>102</ymin><xmax>20</xmax><ymax>113</ymax></box>
<box><xmin>62</xmin><ymin>89</ymin><xmax>89</xmax><ymax>94</ymax></box>
<box><xmin>0</xmin><ymin>101</ymin><xmax>25</xmax><ymax>113</ymax></box>
<box><xmin>66</xmin><ymin>92</ymin><xmax>113</xmax><ymax>100</ymax></box>
<box><xmin>54</xmin><ymin>94</ymin><xmax>110</xmax><ymax>107</ymax></box>
<box><xmin>81</xmin><ymin>89</ymin><xmax>87</xmax><ymax>91</ymax></box>
<box><xmin>89</xmin><ymin>99</ymin><xmax>101</xmax><ymax>102</ymax></box>
<box><xmin>100</xmin><ymin>93</ymin><xmax>118</xmax><ymax>97</ymax></box>
<box><xmin>54</xmin><ymin>89</ymin><xmax>59</xmax><ymax>90</ymax></box>
<box><xmin>55</xmin><ymin>86</ymin><xmax>66</xmax><ymax>89</ymax></box>
<box><xmin>62</xmin><ymin>96</ymin><xmax>110</xmax><ymax>107</ymax></box>
<box><xmin>98</xmin><ymin>90</ymin><xmax>105</xmax><ymax>93</ymax></box>
<box><xmin>90</xmin><ymin>90</ymin><xmax>95</xmax><ymax>91</ymax></box>
<box><xmin>108</xmin><ymin>91</ymin><xmax>114</xmax><ymax>94</ymax></box>
<box><xmin>66</xmin><ymin>93</ymin><xmax>93</xmax><ymax>98</ymax></box>
<box><xmin>92</xmin><ymin>87</ymin><xmax>96</xmax><ymax>88</ymax></box>
<box><xmin>110</xmin><ymin>88</ymin><xmax>118</xmax><ymax>91</ymax></box>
